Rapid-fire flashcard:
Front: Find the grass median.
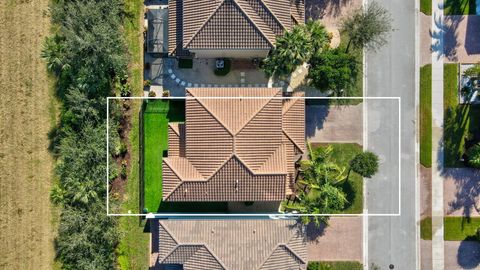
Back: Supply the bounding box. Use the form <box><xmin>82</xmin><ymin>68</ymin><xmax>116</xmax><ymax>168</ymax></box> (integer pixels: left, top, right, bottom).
<box><xmin>420</xmin><ymin>64</ymin><xmax>432</xmax><ymax>167</ymax></box>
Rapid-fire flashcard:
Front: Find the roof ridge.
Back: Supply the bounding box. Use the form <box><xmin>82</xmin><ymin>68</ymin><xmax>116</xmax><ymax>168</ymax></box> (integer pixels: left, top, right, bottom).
<box><xmin>158</xmin><ymin>223</ymin><xmax>180</xmax><ymax>262</ymax></box>
<box><xmin>282</xmin><ymin>243</ymin><xmax>307</xmax><ymax>264</ymax></box>
<box><xmin>234</xmin><ymin>88</ymin><xmax>281</xmax><ymax>136</ymax></box>
<box><xmin>161</xmin><ymin>159</ymin><xmax>187</xmax><ymax>200</ymax></box>
<box><xmin>255</xmin><ymin>142</ymin><xmax>287</xmax><ymax>174</ymax></box>
<box><xmin>187</xmin><ymin>91</ymin><xmax>235</xmax><ymax>136</ymax></box>
<box><xmin>282</xmin><ymin>129</ymin><xmax>304</xmax><ymax>154</ymax></box>
<box><xmin>232</xmin><ymin>0</ymin><xmax>276</xmax><ymax>46</ymax></box>
<box><xmin>197</xmin><ymin>244</ymin><xmax>229</xmax><ymax>269</ymax></box>
<box><xmin>257</xmin><ymin>0</ymin><xmax>288</xmax><ymax>30</ymax></box>
<box><xmin>183</xmin><ymin>0</ymin><xmax>225</xmax><ymax>48</ymax></box>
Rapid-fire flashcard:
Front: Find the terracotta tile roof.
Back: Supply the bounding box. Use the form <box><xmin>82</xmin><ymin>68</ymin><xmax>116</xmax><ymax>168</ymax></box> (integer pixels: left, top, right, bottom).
<box><xmin>156</xmin><ymin>220</ymin><xmax>307</xmax><ymax>270</ymax></box>
<box><xmin>168</xmin><ymin>0</ymin><xmax>305</xmax><ymax>54</ymax></box>
<box><xmin>162</xmin><ymin>88</ymin><xmax>305</xmax><ymax>202</ymax></box>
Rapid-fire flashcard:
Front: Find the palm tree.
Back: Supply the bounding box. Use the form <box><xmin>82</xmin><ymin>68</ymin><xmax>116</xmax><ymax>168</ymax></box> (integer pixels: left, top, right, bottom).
<box><xmin>41</xmin><ymin>35</ymin><xmax>69</xmax><ymax>75</ymax></box>
<box><xmin>304</xmin><ymin>19</ymin><xmax>329</xmax><ymax>56</ymax></box>
<box><xmin>262</xmin><ymin>26</ymin><xmax>312</xmax><ymax>78</ymax></box>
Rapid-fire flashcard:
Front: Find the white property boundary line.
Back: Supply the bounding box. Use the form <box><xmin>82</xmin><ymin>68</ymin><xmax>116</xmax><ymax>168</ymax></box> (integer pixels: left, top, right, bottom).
<box><xmin>106</xmin><ymin>96</ymin><xmax>401</xmax><ymax>217</ymax></box>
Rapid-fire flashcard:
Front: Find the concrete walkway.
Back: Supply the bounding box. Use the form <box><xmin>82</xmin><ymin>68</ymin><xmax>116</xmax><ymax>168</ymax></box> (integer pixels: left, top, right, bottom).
<box><xmin>431</xmin><ymin>0</ymin><xmax>445</xmax><ymax>268</ymax></box>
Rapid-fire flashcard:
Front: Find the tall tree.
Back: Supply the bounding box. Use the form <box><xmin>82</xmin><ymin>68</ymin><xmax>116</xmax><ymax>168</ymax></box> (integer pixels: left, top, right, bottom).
<box><xmin>340</xmin><ymin>1</ymin><xmax>393</xmax><ymax>52</ymax></box>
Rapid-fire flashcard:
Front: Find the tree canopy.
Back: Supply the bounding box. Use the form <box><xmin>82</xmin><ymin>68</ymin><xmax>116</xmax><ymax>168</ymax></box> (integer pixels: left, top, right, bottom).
<box><xmin>340</xmin><ymin>1</ymin><xmax>393</xmax><ymax>52</ymax></box>
<box><xmin>307</xmin><ymin>48</ymin><xmax>358</xmax><ymax>96</ymax></box>
<box><xmin>262</xmin><ymin>20</ymin><xmax>329</xmax><ymax>78</ymax></box>
<box><xmin>350</xmin><ymin>151</ymin><xmax>380</xmax><ymax>178</ymax></box>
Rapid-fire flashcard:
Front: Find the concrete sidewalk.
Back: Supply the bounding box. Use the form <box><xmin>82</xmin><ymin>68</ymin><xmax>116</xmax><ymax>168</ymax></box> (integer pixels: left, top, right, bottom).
<box><xmin>430</xmin><ymin>0</ymin><xmax>445</xmax><ymax>268</ymax></box>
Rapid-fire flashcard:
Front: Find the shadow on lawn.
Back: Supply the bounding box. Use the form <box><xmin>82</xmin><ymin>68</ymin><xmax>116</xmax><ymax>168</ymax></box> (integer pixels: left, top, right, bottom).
<box><xmin>457</xmin><ymin>239</ymin><xmax>480</xmax><ymax>269</ymax></box>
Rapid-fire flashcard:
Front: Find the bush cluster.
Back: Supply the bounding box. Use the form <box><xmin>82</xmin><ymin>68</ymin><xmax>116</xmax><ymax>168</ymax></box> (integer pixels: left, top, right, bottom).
<box><xmin>42</xmin><ymin>0</ymin><xmax>129</xmax><ymax>268</ymax></box>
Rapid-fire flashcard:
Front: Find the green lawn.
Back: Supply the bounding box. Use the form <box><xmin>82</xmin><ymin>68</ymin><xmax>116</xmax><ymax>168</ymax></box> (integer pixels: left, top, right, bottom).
<box><xmin>308</xmin><ymin>261</ymin><xmax>363</xmax><ymax>270</ymax></box>
<box><xmin>420</xmin><ymin>0</ymin><xmax>432</xmax><ymax>15</ymax></box>
<box><xmin>117</xmin><ymin>0</ymin><xmax>149</xmax><ymax>268</ymax></box>
<box><xmin>143</xmin><ymin>100</ymin><xmax>187</xmax><ymax>212</ymax></box>
<box><xmin>283</xmin><ymin>143</ymin><xmax>364</xmax><ymax>214</ymax></box>
<box><xmin>443</xmin><ymin>64</ymin><xmax>480</xmax><ymax>167</ymax></box>
<box><xmin>444</xmin><ymin>217</ymin><xmax>480</xmax><ymax>241</ymax></box>
<box><xmin>444</xmin><ymin>0</ymin><xmax>477</xmax><ymax>15</ymax></box>
<box><xmin>420</xmin><ymin>64</ymin><xmax>432</xmax><ymax>167</ymax></box>
<box><xmin>421</xmin><ymin>217</ymin><xmax>433</xmax><ymax>240</ymax></box>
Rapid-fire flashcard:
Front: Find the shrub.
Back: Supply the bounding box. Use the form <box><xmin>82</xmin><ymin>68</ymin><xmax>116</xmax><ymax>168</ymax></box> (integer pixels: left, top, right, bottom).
<box><xmin>214</xmin><ymin>59</ymin><xmax>231</xmax><ymax>76</ymax></box>
<box><xmin>144</xmin><ymin>80</ymin><xmax>151</xmax><ymax>88</ymax></box>
<box><xmin>148</xmin><ymin>90</ymin><xmax>156</xmax><ymax>97</ymax></box>
<box><xmin>162</xmin><ymin>90</ymin><xmax>170</xmax><ymax>97</ymax></box>
<box><xmin>178</xmin><ymin>58</ymin><xmax>193</xmax><ymax>69</ymax></box>
<box><xmin>120</xmin><ymin>160</ymin><xmax>127</xmax><ymax>179</ymax></box>
<box><xmin>350</xmin><ymin>151</ymin><xmax>379</xmax><ymax>178</ymax></box>
<box><xmin>467</xmin><ymin>143</ymin><xmax>480</xmax><ymax>168</ymax></box>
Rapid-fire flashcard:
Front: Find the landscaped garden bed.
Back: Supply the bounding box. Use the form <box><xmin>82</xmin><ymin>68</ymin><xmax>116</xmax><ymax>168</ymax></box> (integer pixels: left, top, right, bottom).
<box><xmin>444</xmin><ymin>64</ymin><xmax>480</xmax><ymax>167</ymax></box>
<box><xmin>282</xmin><ymin>143</ymin><xmax>365</xmax><ymax>215</ymax></box>
<box><xmin>308</xmin><ymin>261</ymin><xmax>363</xmax><ymax>270</ymax></box>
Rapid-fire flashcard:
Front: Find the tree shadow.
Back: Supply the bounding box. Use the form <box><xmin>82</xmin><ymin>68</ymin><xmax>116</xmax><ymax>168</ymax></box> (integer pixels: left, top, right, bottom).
<box><xmin>305</xmin><ymin>102</ymin><xmax>330</xmax><ymax>138</ymax></box>
<box><xmin>442</xmin><ymin>167</ymin><xmax>480</xmax><ymax>217</ymax></box>
<box><xmin>289</xmin><ymin>219</ymin><xmax>327</xmax><ymax>243</ymax></box>
<box><xmin>457</xmin><ymin>239</ymin><xmax>480</xmax><ymax>269</ymax></box>
<box><xmin>430</xmin><ymin>14</ymin><xmax>463</xmax><ymax>62</ymax></box>
<box><xmin>305</xmin><ymin>0</ymin><xmax>351</xmax><ymax>21</ymax></box>
<box><xmin>465</xmin><ymin>16</ymin><xmax>480</xmax><ymax>55</ymax></box>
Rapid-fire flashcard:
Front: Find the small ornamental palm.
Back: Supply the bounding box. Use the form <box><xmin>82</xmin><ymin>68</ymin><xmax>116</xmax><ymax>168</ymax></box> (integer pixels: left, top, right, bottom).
<box><xmin>467</xmin><ymin>144</ymin><xmax>480</xmax><ymax>168</ymax></box>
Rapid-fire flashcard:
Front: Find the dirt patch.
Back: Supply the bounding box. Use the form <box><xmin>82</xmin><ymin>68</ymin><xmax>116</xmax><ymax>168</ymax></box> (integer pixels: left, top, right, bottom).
<box><xmin>420</xmin><ymin>165</ymin><xmax>432</xmax><ymax>218</ymax></box>
<box><xmin>0</xmin><ymin>0</ymin><xmax>56</xmax><ymax>269</ymax></box>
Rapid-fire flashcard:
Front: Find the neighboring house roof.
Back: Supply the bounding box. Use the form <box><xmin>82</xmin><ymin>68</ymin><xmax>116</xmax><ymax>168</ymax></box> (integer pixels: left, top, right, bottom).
<box><xmin>162</xmin><ymin>88</ymin><xmax>305</xmax><ymax>202</ymax></box>
<box><xmin>156</xmin><ymin>219</ymin><xmax>307</xmax><ymax>270</ymax></box>
<box><xmin>168</xmin><ymin>0</ymin><xmax>305</xmax><ymax>54</ymax></box>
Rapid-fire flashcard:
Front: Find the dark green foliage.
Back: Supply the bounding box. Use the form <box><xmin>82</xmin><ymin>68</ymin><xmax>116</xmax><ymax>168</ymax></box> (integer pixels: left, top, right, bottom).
<box><xmin>56</xmin><ymin>205</ymin><xmax>118</xmax><ymax>270</ymax></box>
<box><xmin>308</xmin><ymin>261</ymin><xmax>363</xmax><ymax>270</ymax></box>
<box><xmin>262</xmin><ymin>25</ymin><xmax>315</xmax><ymax>78</ymax></box>
<box><xmin>350</xmin><ymin>151</ymin><xmax>379</xmax><ymax>178</ymax></box>
<box><xmin>214</xmin><ymin>59</ymin><xmax>231</xmax><ymax>76</ymax></box>
<box><xmin>43</xmin><ymin>0</ymin><xmax>129</xmax><ymax>268</ymax></box>
<box><xmin>178</xmin><ymin>58</ymin><xmax>193</xmax><ymax>69</ymax></box>
<box><xmin>307</xmin><ymin>48</ymin><xmax>358</xmax><ymax>96</ymax></box>
<box><xmin>467</xmin><ymin>143</ymin><xmax>480</xmax><ymax>168</ymax></box>
<box><xmin>340</xmin><ymin>1</ymin><xmax>393</xmax><ymax>52</ymax></box>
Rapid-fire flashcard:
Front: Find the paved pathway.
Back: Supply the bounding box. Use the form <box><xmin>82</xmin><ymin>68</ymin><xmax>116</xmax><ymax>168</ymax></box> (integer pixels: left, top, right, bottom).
<box><xmin>306</xmin><ymin>217</ymin><xmax>363</xmax><ymax>262</ymax></box>
<box><xmin>431</xmin><ymin>0</ymin><xmax>445</xmax><ymax>268</ymax></box>
<box><xmin>305</xmin><ymin>104</ymin><xmax>363</xmax><ymax>145</ymax></box>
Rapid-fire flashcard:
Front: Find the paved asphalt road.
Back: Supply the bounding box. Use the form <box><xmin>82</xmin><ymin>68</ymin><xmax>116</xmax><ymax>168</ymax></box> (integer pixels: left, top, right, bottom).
<box><xmin>365</xmin><ymin>0</ymin><xmax>417</xmax><ymax>269</ymax></box>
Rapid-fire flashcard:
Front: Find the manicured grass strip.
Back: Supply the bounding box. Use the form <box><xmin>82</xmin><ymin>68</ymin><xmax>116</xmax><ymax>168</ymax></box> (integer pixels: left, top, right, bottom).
<box><xmin>421</xmin><ymin>217</ymin><xmax>433</xmax><ymax>240</ymax></box>
<box><xmin>420</xmin><ymin>0</ymin><xmax>432</xmax><ymax>15</ymax></box>
<box><xmin>420</xmin><ymin>64</ymin><xmax>432</xmax><ymax>167</ymax></box>
<box><xmin>443</xmin><ymin>64</ymin><xmax>480</xmax><ymax>167</ymax></box>
<box><xmin>444</xmin><ymin>217</ymin><xmax>480</xmax><ymax>241</ymax></box>
<box><xmin>308</xmin><ymin>261</ymin><xmax>363</xmax><ymax>270</ymax></box>
<box><xmin>143</xmin><ymin>100</ymin><xmax>170</xmax><ymax>212</ymax></box>
<box><xmin>444</xmin><ymin>0</ymin><xmax>477</xmax><ymax>15</ymax></box>
<box><xmin>117</xmin><ymin>0</ymin><xmax>149</xmax><ymax>269</ymax></box>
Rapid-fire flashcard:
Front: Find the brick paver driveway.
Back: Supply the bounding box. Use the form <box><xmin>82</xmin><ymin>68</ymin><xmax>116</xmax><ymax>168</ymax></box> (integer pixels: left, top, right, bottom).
<box><xmin>445</xmin><ymin>240</ymin><xmax>480</xmax><ymax>269</ymax></box>
<box><xmin>420</xmin><ymin>14</ymin><xmax>480</xmax><ymax>65</ymax></box>
<box><xmin>443</xmin><ymin>168</ymin><xmax>480</xmax><ymax>217</ymax></box>
<box><xmin>306</xmin><ymin>217</ymin><xmax>363</xmax><ymax>261</ymax></box>
<box><xmin>306</xmin><ymin>104</ymin><xmax>363</xmax><ymax>145</ymax></box>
